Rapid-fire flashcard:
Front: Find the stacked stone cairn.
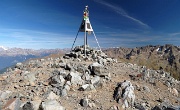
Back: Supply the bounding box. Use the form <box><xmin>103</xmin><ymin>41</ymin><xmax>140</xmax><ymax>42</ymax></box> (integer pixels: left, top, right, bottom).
<box><xmin>0</xmin><ymin>45</ymin><xmax>117</xmax><ymax>110</ymax></box>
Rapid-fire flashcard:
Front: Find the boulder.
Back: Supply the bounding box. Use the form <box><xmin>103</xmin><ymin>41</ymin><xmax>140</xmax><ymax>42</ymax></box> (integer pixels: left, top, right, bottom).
<box><xmin>80</xmin><ymin>98</ymin><xmax>89</xmax><ymax>107</ymax></box>
<box><xmin>90</xmin><ymin>62</ymin><xmax>109</xmax><ymax>76</ymax></box>
<box><xmin>3</xmin><ymin>98</ymin><xmax>21</xmax><ymax>110</ymax></box>
<box><xmin>68</xmin><ymin>72</ymin><xmax>84</xmax><ymax>86</ymax></box>
<box><xmin>41</xmin><ymin>100</ymin><xmax>65</xmax><ymax>110</ymax></box>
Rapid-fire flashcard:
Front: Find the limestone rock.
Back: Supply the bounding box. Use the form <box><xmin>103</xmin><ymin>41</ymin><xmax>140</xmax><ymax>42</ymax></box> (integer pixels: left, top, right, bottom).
<box><xmin>3</xmin><ymin>98</ymin><xmax>21</xmax><ymax>110</ymax></box>
<box><xmin>68</xmin><ymin>72</ymin><xmax>84</xmax><ymax>86</ymax></box>
<box><xmin>41</xmin><ymin>100</ymin><xmax>65</xmax><ymax>110</ymax></box>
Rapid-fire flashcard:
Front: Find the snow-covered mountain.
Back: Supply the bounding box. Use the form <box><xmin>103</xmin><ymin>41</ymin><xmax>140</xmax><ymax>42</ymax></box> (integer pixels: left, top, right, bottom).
<box><xmin>0</xmin><ymin>47</ymin><xmax>69</xmax><ymax>72</ymax></box>
<box><xmin>0</xmin><ymin>46</ymin><xmax>8</xmax><ymax>51</ymax></box>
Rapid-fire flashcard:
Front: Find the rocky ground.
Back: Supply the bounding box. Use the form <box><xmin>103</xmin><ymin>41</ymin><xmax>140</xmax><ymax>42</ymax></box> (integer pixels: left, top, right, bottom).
<box><xmin>104</xmin><ymin>44</ymin><xmax>180</xmax><ymax>80</ymax></box>
<box><xmin>0</xmin><ymin>45</ymin><xmax>179</xmax><ymax>110</ymax></box>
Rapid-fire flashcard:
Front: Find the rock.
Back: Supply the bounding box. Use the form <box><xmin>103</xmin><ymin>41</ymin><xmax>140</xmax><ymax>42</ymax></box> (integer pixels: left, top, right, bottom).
<box><xmin>80</xmin><ymin>98</ymin><xmax>89</xmax><ymax>107</ymax></box>
<box><xmin>41</xmin><ymin>100</ymin><xmax>65</xmax><ymax>110</ymax></box>
<box><xmin>166</xmin><ymin>106</ymin><xmax>180</xmax><ymax>110</ymax></box>
<box><xmin>3</xmin><ymin>98</ymin><xmax>21</xmax><ymax>110</ymax></box>
<box><xmin>15</xmin><ymin>62</ymin><xmax>23</xmax><ymax>69</ymax></box>
<box><xmin>30</xmin><ymin>100</ymin><xmax>42</xmax><ymax>110</ymax></box>
<box><xmin>65</xmin><ymin>63</ymin><xmax>73</xmax><ymax>71</ymax></box>
<box><xmin>82</xmin><ymin>72</ymin><xmax>90</xmax><ymax>81</ymax></box>
<box><xmin>0</xmin><ymin>75</ymin><xmax>8</xmax><ymax>81</ymax></box>
<box><xmin>68</xmin><ymin>72</ymin><xmax>84</xmax><ymax>86</ymax></box>
<box><xmin>59</xmin><ymin>63</ymin><xmax>66</xmax><ymax>68</ymax></box>
<box><xmin>79</xmin><ymin>84</ymin><xmax>90</xmax><ymax>91</ymax></box>
<box><xmin>49</xmin><ymin>75</ymin><xmax>65</xmax><ymax>87</ymax></box>
<box><xmin>24</xmin><ymin>72</ymin><xmax>36</xmax><ymax>86</ymax></box>
<box><xmin>64</xmin><ymin>84</ymin><xmax>70</xmax><ymax>91</ymax></box>
<box><xmin>152</xmin><ymin>105</ymin><xmax>163</xmax><ymax>110</ymax></box>
<box><xmin>113</xmin><ymin>80</ymin><xmax>135</xmax><ymax>108</ymax></box>
<box><xmin>143</xmin><ymin>86</ymin><xmax>151</xmax><ymax>92</ymax></box>
<box><xmin>88</xmin><ymin>102</ymin><xmax>96</xmax><ymax>108</ymax></box>
<box><xmin>134</xmin><ymin>102</ymin><xmax>146</xmax><ymax>110</ymax></box>
<box><xmin>60</xmin><ymin>89</ymin><xmax>67</xmax><ymax>97</ymax></box>
<box><xmin>91</xmin><ymin>76</ymin><xmax>101</xmax><ymax>87</ymax></box>
<box><xmin>22</xmin><ymin>102</ymin><xmax>33</xmax><ymax>110</ymax></box>
<box><xmin>0</xmin><ymin>90</ymin><xmax>12</xmax><ymax>100</ymax></box>
<box><xmin>34</xmin><ymin>62</ymin><xmax>43</xmax><ymax>68</ymax></box>
<box><xmin>165</xmin><ymin>81</ymin><xmax>171</xmax><ymax>87</ymax></box>
<box><xmin>47</xmin><ymin>91</ymin><xmax>59</xmax><ymax>100</ymax></box>
<box><xmin>90</xmin><ymin>62</ymin><xmax>103</xmax><ymax>75</ymax></box>
<box><xmin>109</xmin><ymin>105</ymin><xmax>119</xmax><ymax>110</ymax></box>
<box><xmin>77</xmin><ymin>66</ymin><xmax>86</xmax><ymax>74</ymax></box>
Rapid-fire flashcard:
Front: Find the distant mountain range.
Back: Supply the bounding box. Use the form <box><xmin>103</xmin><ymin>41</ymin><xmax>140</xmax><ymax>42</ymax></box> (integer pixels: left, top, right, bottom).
<box><xmin>103</xmin><ymin>44</ymin><xmax>180</xmax><ymax>80</ymax></box>
<box><xmin>1</xmin><ymin>44</ymin><xmax>180</xmax><ymax>80</ymax></box>
<box><xmin>0</xmin><ymin>46</ymin><xmax>68</xmax><ymax>73</ymax></box>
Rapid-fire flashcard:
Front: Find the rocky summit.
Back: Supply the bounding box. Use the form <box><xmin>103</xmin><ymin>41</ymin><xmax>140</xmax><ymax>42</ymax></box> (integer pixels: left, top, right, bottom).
<box><xmin>0</xmin><ymin>45</ymin><xmax>179</xmax><ymax>110</ymax></box>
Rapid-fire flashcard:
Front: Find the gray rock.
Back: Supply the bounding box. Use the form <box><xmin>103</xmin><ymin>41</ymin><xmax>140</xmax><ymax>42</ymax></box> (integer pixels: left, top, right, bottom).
<box><xmin>79</xmin><ymin>84</ymin><xmax>90</xmax><ymax>91</ymax></box>
<box><xmin>24</xmin><ymin>72</ymin><xmax>36</xmax><ymax>86</ymax></box>
<box><xmin>3</xmin><ymin>98</ymin><xmax>21</xmax><ymax>110</ymax></box>
<box><xmin>91</xmin><ymin>76</ymin><xmax>100</xmax><ymax>85</ymax></box>
<box><xmin>49</xmin><ymin>75</ymin><xmax>65</xmax><ymax>87</ymax></box>
<box><xmin>30</xmin><ymin>100</ymin><xmax>42</xmax><ymax>110</ymax></box>
<box><xmin>60</xmin><ymin>89</ymin><xmax>67</xmax><ymax>97</ymax></box>
<box><xmin>77</xmin><ymin>66</ymin><xmax>86</xmax><ymax>74</ymax></box>
<box><xmin>22</xmin><ymin>102</ymin><xmax>33</xmax><ymax>110</ymax></box>
<box><xmin>165</xmin><ymin>81</ymin><xmax>171</xmax><ymax>87</ymax></box>
<box><xmin>64</xmin><ymin>84</ymin><xmax>70</xmax><ymax>91</ymax></box>
<box><xmin>52</xmin><ymin>87</ymin><xmax>62</xmax><ymax>96</ymax></box>
<box><xmin>59</xmin><ymin>63</ymin><xmax>66</xmax><ymax>68</ymax></box>
<box><xmin>152</xmin><ymin>105</ymin><xmax>163</xmax><ymax>110</ymax></box>
<box><xmin>47</xmin><ymin>91</ymin><xmax>59</xmax><ymax>100</ymax></box>
<box><xmin>65</xmin><ymin>63</ymin><xmax>73</xmax><ymax>71</ymax></box>
<box><xmin>34</xmin><ymin>62</ymin><xmax>43</xmax><ymax>68</ymax></box>
<box><xmin>41</xmin><ymin>100</ymin><xmax>65</xmax><ymax>110</ymax></box>
<box><xmin>106</xmin><ymin>58</ymin><xmax>113</xmax><ymax>62</ymax></box>
<box><xmin>80</xmin><ymin>98</ymin><xmax>89</xmax><ymax>107</ymax></box>
<box><xmin>90</xmin><ymin>62</ymin><xmax>103</xmax><ymax>75</ymax></box>
<box><xmin>143</xmin><ymin>86</ymin><xmax>151</xmax><ymax>92</ymax></box>
<box><xmin>15</xmin><ymin>62</ymin><xmax>23</xmax><ymax>69</ymax></box>
<box><xmin>0</xmin><ymin>90</ymin><xmax>12</xmax><ymax>100</ymax></box>
<box><xmin>91</xmin><ymin>76</ymin><xmax>103</xmax><ymax>88</ymax></box>
<box><xmin>68</xmin><ymin>72</ymin><xmax>84</xmax><ymax>85</ymax></box>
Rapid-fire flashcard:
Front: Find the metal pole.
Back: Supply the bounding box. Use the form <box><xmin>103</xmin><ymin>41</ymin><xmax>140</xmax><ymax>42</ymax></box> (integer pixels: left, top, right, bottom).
<box><xmin>92</xmin><ymin>31</ymin><xmax>101</xmax><ymax>51</ymax></box>
<box><xmin>84</xmin><ymin>20</ymin><xmax>86</xmax><ymax>57</ymax></box>
<box><xmin>71</xmin><ymin>30</ymin><xmax>79</xmax><ymax>51</ymax></box>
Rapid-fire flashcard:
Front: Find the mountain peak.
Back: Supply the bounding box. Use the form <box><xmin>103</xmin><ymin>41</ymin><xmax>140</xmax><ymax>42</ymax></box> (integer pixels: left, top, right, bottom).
<box><xmin>0</xmin><ymin>46</ymin><xmax>8</xmax><ymax>51</ymax></box>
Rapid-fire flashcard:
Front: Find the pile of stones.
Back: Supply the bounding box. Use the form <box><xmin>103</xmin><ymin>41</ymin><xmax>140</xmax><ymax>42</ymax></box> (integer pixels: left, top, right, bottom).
<box><xmin>0</xmin><ymin>45</ymin><xmax>117</xmax><ymax>110</ymax></box>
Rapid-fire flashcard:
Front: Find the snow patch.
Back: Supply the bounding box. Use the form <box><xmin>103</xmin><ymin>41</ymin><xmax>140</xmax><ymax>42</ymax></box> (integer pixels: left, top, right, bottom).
<box><xmin>0</xmin><ymin>46</ymin><xmax>8</xmax><ymax>50</ymax></box>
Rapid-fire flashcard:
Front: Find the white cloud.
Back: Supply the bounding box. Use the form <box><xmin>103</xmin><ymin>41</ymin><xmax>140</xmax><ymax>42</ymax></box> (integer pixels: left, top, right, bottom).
<box><xmin>0</xmin><ymin>28</ymin><xmax>75</xmax><ymax>49</ymax></box>
<box><xmin>94</xmin><ymin>0</ymin><xmax>150</xmax><ymax>29</ymax></box>
<box><xmin>169</xmin><ymin>32</ymin><xmax>180</xmax><ymax>36</ymax></box>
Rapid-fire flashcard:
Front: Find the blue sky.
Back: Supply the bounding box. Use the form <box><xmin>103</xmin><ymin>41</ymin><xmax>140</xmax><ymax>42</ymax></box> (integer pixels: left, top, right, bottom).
<box><xmin>0</xmin><ymin>0</ymin><xmax>179</xmax><ymax>49</ymax></box>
